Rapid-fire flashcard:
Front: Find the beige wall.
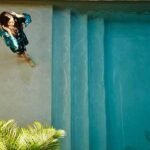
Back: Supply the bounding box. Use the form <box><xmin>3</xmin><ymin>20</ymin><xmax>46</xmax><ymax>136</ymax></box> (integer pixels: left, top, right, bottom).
<box><xmin>0</xmin><ymin>4</ymin><xmax>52</xmax><ymax>125</ymax></box>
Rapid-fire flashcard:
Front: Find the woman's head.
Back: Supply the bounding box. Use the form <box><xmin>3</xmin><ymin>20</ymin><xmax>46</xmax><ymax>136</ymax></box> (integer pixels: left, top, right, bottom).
<box><xmin>0</xmin><ymin>11</ymin><xmax>15</xmax><ymax>27</ymax></box>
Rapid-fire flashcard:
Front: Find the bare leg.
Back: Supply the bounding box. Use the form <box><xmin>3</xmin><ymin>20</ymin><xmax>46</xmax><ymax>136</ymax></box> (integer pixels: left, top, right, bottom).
<box><xmin>17</xmin><ymin>51</ymin><xmax>28</xmax><ymax>58</ymax></box>
<box><xmin>16</xmin><ymin>51</ymin><xmax>35</xmax><ymax>67</ymax></box>
<box><xmin>17</xmin><ymin>53</ymin><xmax>23</xmax><ymax>58</ymax></box>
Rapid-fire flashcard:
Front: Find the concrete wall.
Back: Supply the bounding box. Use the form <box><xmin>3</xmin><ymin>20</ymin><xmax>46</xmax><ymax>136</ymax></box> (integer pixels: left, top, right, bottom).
<box><xmin>0</xmin><ymin>4</ymin><xmax>52</xmax><ymax>125</ymax></box>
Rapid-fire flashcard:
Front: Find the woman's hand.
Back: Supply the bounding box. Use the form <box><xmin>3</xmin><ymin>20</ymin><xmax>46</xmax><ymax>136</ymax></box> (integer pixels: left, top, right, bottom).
<box><xmin>2</xmin><ymin>25</ymin><xmax>11</xmax><ymax>35</ymax></box>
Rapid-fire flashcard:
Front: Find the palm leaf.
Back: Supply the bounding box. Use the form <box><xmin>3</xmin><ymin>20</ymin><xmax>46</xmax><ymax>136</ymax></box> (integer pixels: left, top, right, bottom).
<box><xmin>0</xmin><ymin>120</ymin><xmax>65</xmax><ymax>150</ymax></box>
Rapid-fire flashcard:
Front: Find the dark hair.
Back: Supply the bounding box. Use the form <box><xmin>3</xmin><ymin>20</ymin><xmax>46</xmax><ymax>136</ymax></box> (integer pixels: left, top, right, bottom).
<box><xmin>0</xmin><ymin>11</ymin><xmax>14</xmax><ymax>27</ymax></box>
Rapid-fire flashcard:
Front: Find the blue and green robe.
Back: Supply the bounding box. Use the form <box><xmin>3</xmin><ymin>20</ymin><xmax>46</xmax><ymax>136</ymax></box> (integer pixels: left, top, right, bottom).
<box><xmin>0</xmin><ymin>13</ymin><xmax>32</xmax><ymax>54</ymax></box>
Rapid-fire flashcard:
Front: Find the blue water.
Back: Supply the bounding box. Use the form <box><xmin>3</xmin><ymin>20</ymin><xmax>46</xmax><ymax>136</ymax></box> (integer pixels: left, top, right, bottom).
<box><xmin>52</xmin><ymin>9</ymin><xmax>150</xmax><ymax>150</ymax></box>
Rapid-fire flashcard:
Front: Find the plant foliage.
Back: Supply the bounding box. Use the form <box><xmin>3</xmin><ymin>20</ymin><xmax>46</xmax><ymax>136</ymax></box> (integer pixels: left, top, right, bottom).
<box><xmin>0</xmin><ymin>120</ymin><xmax>65</xmax><ymax>150</ymax></box>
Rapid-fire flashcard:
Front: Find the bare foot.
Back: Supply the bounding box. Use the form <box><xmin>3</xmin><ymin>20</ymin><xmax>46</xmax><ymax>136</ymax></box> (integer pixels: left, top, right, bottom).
<box><xmin>17</xmin><ymin>52</ymin><xmax>36</xmax><ymax>67</ymax></box>
<box><xmin>22</xmin><ymin>52</ymin><xmax>31</xmax><ymax>61</ymax></box>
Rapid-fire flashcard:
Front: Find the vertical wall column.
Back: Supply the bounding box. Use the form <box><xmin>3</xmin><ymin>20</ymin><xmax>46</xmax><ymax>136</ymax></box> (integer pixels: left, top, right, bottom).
<box><xmin>52</xmin><ymin>9</ymin><xmax>71</xmax><ymax>150</ymax></box>
<box><xmin>71</xmin><ymin>14</ymin><xmax>89</xmax><ymax>150</ymax></box>
<box><xmin>88</xmin><ymin>18</ymin><xmax>107</xmax><ymax>150</ymax></box>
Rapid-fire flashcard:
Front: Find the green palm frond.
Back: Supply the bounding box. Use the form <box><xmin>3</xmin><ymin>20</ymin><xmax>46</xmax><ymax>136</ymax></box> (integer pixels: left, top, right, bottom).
<box><xmin>0</xmin><ymin>120</ymin><xmax>65</xmax><ymax>150</ymax></box>
<box><xmin>0</xmin><ymin>119</ymin><xmax>20</xmax><ymax>150</ymax></box>
<box><xmin>17</xmin><ymin>122</ymin><xmax>65</xmax><ymax>150</ymax></box>
<box><xmin>0</xmin><ymin>140</ymin><xmax>7</xmax><ymax>150</ymax></box>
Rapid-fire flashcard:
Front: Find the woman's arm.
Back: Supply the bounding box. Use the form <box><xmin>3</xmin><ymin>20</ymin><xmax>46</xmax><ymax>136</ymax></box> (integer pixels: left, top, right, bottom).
<box><xmin>11</xmin><ymin>11</ymin><xmax>32</xmax><ymax>27</ymax></box>
<box><xmin>11</xmin><ymin>11</ymin><xmax>24</xmax><ymax>18</ymax></box>
<box><xmin>1</xmin><ymin>26</ymin><xmax>18</xmax><ymax>50</ymax></box>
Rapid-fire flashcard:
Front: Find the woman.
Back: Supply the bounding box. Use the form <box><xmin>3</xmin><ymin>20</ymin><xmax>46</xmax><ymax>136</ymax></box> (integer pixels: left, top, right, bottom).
<box><xmin>0</xmin><ymin>11</ymin><xmax>34</xmax><ymax>66</ymax></box>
